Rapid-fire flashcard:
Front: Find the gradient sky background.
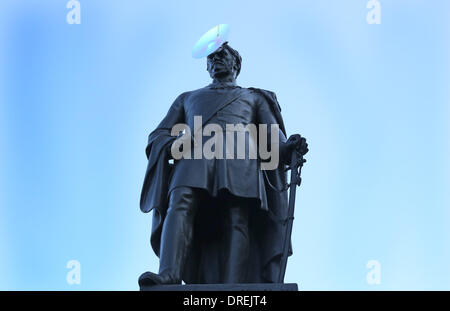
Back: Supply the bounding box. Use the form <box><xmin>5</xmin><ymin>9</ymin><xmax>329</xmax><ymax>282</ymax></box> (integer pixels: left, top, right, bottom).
<box><xmin>1</xmin><ymin>0</ymin><xmax>449</xmax><ymax>290</ymax></box>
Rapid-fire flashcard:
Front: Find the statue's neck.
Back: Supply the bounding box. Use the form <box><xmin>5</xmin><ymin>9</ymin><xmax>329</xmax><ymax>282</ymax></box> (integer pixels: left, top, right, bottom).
<box><xmin>211</xmin><ymin>76</ymin><xmax>236</xmax><ymax>85</ymax></box>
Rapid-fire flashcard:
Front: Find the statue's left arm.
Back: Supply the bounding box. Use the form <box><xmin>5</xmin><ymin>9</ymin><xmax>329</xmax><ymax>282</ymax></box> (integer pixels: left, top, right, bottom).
<box><xmin>255</xmin><ymin>91</ymin><xmax>288</xmax><ymax>168</ymax></box>
<box><xmin>255</xmin><ymin>90</ymin><xmax>308</xmax><ymax>167</ymax></box>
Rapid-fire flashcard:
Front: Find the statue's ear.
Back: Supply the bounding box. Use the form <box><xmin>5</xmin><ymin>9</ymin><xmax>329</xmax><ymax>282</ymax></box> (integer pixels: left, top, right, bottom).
<box><xmin>232</xmin><ymin>61</ymin><xmax>238</xmax><ymax>76</ymax></box>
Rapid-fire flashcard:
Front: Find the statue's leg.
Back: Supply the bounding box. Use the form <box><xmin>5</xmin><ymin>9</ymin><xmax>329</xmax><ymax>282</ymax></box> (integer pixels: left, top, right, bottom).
<box><xmin>222</xmin><ymin>197</ymin><xmax>250</xmax><ymax>283</ymax></box>
<box><xmin>139</xmin><ymin>186</ymin><xmax>199</xmax><ymax>286</ymax></box>
<box><xmin>158</xmin><ymin>186</ymin><xmax>199</xmax><ymax>283</ymax></box>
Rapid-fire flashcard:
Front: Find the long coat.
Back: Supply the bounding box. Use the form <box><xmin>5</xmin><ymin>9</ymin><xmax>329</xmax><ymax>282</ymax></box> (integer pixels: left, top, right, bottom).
<box><xmin>140</xmin><ymin>85</ymin><xmax>292</xmax><ymax>283</ymax></box>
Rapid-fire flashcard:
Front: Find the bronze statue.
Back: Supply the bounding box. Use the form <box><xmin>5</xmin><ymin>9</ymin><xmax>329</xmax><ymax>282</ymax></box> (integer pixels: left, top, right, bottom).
<box><xmin>139</xmin><ymin>42</ymin><xmax>308</xmax><ymax>286</ymax></box>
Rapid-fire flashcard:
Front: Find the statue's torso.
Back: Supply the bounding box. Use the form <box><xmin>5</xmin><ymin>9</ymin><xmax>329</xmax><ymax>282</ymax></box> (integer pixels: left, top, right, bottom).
<box><xmin>169</xmin><ymin>85</ymin><xmax>268</xmax><ymax>210</ymax></box>
<box><xmin>183</xmin><ymin>86</ymin><xmax>258</xmax><ymax>129</ymax></box>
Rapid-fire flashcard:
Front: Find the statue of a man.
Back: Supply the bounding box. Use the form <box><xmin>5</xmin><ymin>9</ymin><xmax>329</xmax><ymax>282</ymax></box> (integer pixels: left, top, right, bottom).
<box><xmin>139</xmin><ymin>42</ymin><xmax>308</xmax><ymax>285</ymax></box>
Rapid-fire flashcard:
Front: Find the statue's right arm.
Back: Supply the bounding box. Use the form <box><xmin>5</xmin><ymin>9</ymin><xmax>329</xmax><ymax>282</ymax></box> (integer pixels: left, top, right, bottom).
<box><xmin>155</xmin><ymin>92</ymin><xmax>187</xmax><ymax>130</ymax></box>
<box><xmin>145</xmin><ymin>92</ymin><xmax>187</xmax><ymax>159</ymax></box>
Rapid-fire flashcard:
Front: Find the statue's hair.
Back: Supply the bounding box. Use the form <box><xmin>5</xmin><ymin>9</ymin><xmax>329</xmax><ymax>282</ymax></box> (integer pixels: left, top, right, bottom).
<box><xmin>222</xmin><ymin>42</ymin><xmax>242</xmax><ymax>77</ymax></box>
<box><xmin>207</xmin><ymin>42</ymin><xmax>242</xmax><ymax>78</ymax></box>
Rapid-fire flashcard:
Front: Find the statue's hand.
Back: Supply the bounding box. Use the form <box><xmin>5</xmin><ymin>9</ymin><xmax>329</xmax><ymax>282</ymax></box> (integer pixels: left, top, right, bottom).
<box><xmin>166</xmin><ymin>141</ymin><xmax>174</xmax><ymax>160</ymax></box>
<box><xmin>280</xmin><ymin>134</ymin><xmax>309</xmax><ymax>166</ymax></box>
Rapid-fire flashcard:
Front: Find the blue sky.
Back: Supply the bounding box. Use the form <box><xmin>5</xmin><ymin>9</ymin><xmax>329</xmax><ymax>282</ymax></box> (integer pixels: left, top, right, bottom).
<box><xmin>1</xmin><ymin>0</ymin><xmax>449</xmax><ymax>290</ymax></box>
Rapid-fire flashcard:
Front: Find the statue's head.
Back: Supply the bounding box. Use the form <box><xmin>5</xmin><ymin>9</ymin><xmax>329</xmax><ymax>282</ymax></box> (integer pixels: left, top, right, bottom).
<box><xmin>206</xmin><ymin>42</ymin><xmax>242</xmax><ymax>80</ymax></box>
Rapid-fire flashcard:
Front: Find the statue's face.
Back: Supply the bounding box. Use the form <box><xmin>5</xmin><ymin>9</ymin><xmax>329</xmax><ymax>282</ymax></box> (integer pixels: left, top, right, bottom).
<box><xmin>207</xmin><ymin>46</ymin><xmax>237</xmax><ymax>79</ymax></box>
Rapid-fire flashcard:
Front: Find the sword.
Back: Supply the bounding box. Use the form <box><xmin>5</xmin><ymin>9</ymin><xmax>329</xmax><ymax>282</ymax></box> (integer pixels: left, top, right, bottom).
<box><xmin>278</xmin><ymin>148</ymin><xmax>306</xmax><ymax>283</ymax></box>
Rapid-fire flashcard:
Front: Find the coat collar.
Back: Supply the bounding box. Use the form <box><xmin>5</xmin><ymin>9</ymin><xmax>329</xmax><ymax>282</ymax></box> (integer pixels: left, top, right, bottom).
<box><xmin>207</xmin><ymin>81</ymin><xmax>241</xmax><ymax>89</ymax></box>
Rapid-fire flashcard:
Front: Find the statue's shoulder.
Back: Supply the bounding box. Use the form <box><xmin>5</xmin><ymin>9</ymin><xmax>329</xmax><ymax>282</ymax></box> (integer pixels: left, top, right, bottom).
<box><xmin>247</xmin><ymin>87</ymin><xmax>278</xmax><ymax>102</ymax></box>
<box><xmin>248</xmin><ymin>87</ymin><xmax>281</xmax><ymax>111</ymax></box>
<box><xmin>248</xmin><ymin>87</ymin><xmax>285</xmax><ymax>133</ymax></box>
<box><xmin>172</xmin><ymin>89</ymin><xmax>199</xmax><ymax>105</ymax></box>
<box><xmin>172</xmin><ymin>90</ymin><xmax>192</xmax><ymax>103</ymax></box>
<box><xmin>181</xmin><ymin>86</ymin><xmax>210</xmax><ymax>99</ymax></box>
